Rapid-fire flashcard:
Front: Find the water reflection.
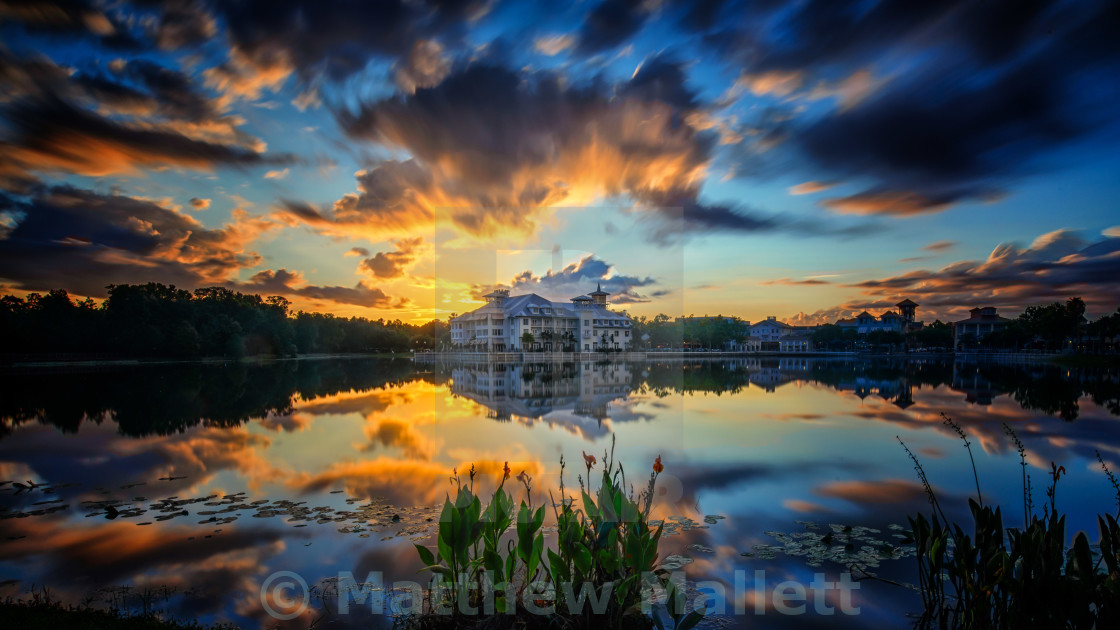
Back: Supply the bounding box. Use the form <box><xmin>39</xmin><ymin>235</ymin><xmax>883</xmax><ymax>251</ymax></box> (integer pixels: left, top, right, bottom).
<box><xmin>448</xmin><ymin>361</ymin><xmax>632</xmax><ymax>422</ymax></box>
<box><xmin>0</xmin><ymin>356</ymin><xmax>1118</xmax><ymax>628</ymax></box>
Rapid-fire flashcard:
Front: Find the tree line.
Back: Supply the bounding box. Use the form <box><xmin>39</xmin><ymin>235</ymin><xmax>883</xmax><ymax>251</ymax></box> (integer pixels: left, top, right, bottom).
<box><xmin>972</xmin><ymin>298</ymin><xmax>1120</xmax><ymax>352</ymax></box>
<box><xmin>0</xmin><ymin>283</ymin><xmax>448</xmax><ymax>359</ymax></box>
<box><xmin>628</xmin><ymin>314</ymin><xmax>748</xmax><ymax>350</ymax></box>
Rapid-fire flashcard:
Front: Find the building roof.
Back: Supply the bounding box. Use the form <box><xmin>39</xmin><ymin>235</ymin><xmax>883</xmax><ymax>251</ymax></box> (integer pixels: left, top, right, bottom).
<box><xmin>952</xmin><ymin>306</ymin><xmax>1012</xmax><ymax>325</ymax></box>
<box><xmin>750</xmin><ymin>319</ymin><xmax>792</xmax><ymax>329</ymax></box>
<box><xmin>856</xmin><ymin>311</ymin><xmax>874</xmax><ymax>318</ymax></box>
<box><xmin>953</xmin><ymin>314</ymin><xmax>1012</xmax><ymax>325</ymax></box>
<box><xmin>588</xmin><ymin>282</ymin><xmax>609</xmax><ymax>296</ymax></box>
<box><xmin>880</xmin><ymin>311</ymin><xmax>903</xmax><ymax>319</ymax></box>
<box><xmin>451</xmin><ymin>292</ymin><xmax>629</xmax><ymax>323</ymax></box>
<box><xmin>896</xmin><ymin>299</ymin><xmax>918</xmax><ymax>307</ymax></box>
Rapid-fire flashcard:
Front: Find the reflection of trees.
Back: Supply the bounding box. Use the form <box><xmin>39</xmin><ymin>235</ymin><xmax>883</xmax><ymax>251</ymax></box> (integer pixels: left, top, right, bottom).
<box><xmin>970</xmin><ymin>362</ymin><xmax>1120</xmax><ymax>422</ymax></box>
<box><xmin>805</xmin><ymin>359</ymin><xmax>1120</xmax><ymax>422</ymax></box>
<box><xmin>3</xmin><ymin>357</ymin><xmax>1116</xmax><ymax>439</ymax></box>
<box><xmin>636</xmin><ymin>361</ymin><xmax>752</xmax><ymax>396</ymax></box>
<box><xmin>0</xmin><ymin>358</ymin><xmax>415</xmax><ymax>437</ymax></box>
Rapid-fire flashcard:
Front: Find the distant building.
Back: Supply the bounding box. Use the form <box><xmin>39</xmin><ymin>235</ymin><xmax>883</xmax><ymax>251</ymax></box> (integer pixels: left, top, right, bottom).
<box><xmin>747</xmin><ymin>316</ymin><xmax>815</xmax><ymax>352</ymax></box>
<box><xmin>449</xmin><ymin>284</ymin><xmax>632</xmax><ymax>352</ymax></box>
<box><xmin>953</xmin><ymin>307</ymin><xmax>1011</xmax><ymax>350</ymax></box>
<box><xmin>836</xmin><ymin>299</ymin><xmax>924</xmax><ymax>334</ymax></box>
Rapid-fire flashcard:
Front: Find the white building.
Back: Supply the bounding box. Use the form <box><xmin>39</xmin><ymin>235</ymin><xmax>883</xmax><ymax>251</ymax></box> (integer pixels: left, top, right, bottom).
<box><xmin>746</xmin><ymin>316</ymin><xmax>815</xmax><ymax>353</ymax></box>
<box><xmin>449</xmin><ymin>284</ymin><xmax>632</xmax><ymax>352</ymax></box>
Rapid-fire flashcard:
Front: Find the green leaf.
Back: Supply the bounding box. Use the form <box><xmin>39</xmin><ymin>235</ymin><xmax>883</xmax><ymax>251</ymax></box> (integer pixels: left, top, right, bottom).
<box><xmin>414</xmin><ymin>544</ymin><xmax>436</xmax><ymax>568</ymax></box>
<box><xmin>483</xmin><ymin>549</ymin><xmax>504</xmax><ymax>584</ymax></box>
<box><xmin>583</xmin><ymin>491</ymin><xmax>600</xmax><ymax>524</ymax></box>
<box><xmin>678</xmin><ymin>610</ymin><xmax>705</xmax><ymax>630</ymax></box>
<box><xmin>548</xmin><ymin>549</ymin><xmax>569</xmax><ymax>584</ymax></box>
<box><xmin>574</xmin><ymin>544</ymin><xmax>592</xmax><ymax>575</ymax></box>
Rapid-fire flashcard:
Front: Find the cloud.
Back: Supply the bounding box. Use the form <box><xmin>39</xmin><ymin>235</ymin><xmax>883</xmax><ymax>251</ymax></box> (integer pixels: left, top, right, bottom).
<box><xmin>393</xmin><ymin>39</ymin><xmax>451</xmax><ymax>94</ymax></box>
<box><xmin>0</xmin><ymin>184</ymin><xmax>277</xmax><ymax>296</ymax></box>
<box><xmin>263</xmin><ymin>167</ymin><xmax>289</xmax><ymax>180</ymax></box>
<box><xmin>237</xmin><ymin>268</ymin><xmax>406</xmax><ymax>309</ymax></box>
<box><xmin>761</xmin><ymin>277</ymin><xmax>831</xmax><ymax>286</ymax></box>
<box><xmin>189</xmin><ymin>197</ymin><xmax>211</xmax><ymax>210</ymax></box>
<box><xmin>480</xmin><ymin>255</ymin><xmax>658</xmax><ymax>305</ymax></box>
<box><xmin>794</xmin><ymin>229</ymin><xmax>1120</xmax><ymax>324</ymax></box>
<box><xmin>735</xmin><ymin>70</ymin><xmax>804</xmax><ymax>98</ymax></box>
<box><xmin>345</xmin><ymin>247</ymin><xmax>370</xmax><ymax>257</ymax></box>
<box><xmin>0</xmin><ymin>0</ymin><xmax>143</xmax><ymax>49</ymax></box>
<box><xmin>788</xmin><ymin>181</ymin><xmax>836</xmax><ymax>196</ymax></box>
<box><xmin>576</xmin><ymin>0</ymin><xmax>650</xmax><ymax>55</ymax></box>
<box><xmin>359</xmin><ymin>237</ymin><xmax>426</xmax><ymax>279</ymax></box>
<box><xmin>732</xmin><ymin>0</ymin><xmax>1120</xmax><ymax>216</ymax></box>
<box><xmin>534</xmin><ymin>34</ymin><xmax>575</xmax><ymax>56</ymax></box>
<box><xmin>201</xmin><ymin>47</ymin><xmax>294</xmax><ymax>102</ymax></box>
<box><xmin>0</xmin><ymin>53</ymin><xmax>294</xmax><ymax>180</ymax></box>
<box><xmin>820</xmin><ymin>190</ymin><xmax>957</xmax><ymax>217</ymax></box>
<box><xmin>922</xmin><ymin>240</ymin><xmax>957</xmax><ymax>253</ymax></box>
<box><xmin>148</xmin><ymin>0</ymin><xmax>218</xmax><ymax>50</ymax></box>
<box><xmin>203</xmin><ymin>0</ymin><xmax>490</xmax><ymax>103</ymax></box>
<box><xmin>312</xmin><ymin>59</ymin><xmax>873</xmax><ymax>242</ymax></box>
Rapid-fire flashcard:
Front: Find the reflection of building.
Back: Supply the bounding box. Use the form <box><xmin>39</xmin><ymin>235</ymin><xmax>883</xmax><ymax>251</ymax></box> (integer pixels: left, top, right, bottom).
<box><xmin>449</xmin><ymin>362</ymin><xmax>633</xmax><ymax>424</ymax></box>
<box><xmin>953</xmin><ymin>307</ymin><xmax>1011</xmax><ymax>350</ymax></box>
<box><xmin>950</xmin><ymin>362</ymin><xmax>998</xmax><ymax>405</ymax></box>
<box><xmin>748</xmin><ymin>368</ymin><xmax>798</xmax><ymax>391</ymax></box>
<box><xmin>449</xmin><ymin>285</ymin><xmax>632</xmax><ymax>352</ymax></box>
<box><xmin>832</xmin><ymin>377</ymin><xmax>914</xmax><ymax>407</ymax></box>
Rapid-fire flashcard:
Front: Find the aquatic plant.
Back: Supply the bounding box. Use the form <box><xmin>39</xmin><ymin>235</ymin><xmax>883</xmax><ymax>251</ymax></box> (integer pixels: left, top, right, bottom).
<box><xmin>899</xmin><ymin>424</ymin><xmax>1120</xmax><ymax>628</ymax></box>
<box><xmin>411</xmin><ymin>438</ymin><xmax>700</xmax><ymax>628</ymax></box>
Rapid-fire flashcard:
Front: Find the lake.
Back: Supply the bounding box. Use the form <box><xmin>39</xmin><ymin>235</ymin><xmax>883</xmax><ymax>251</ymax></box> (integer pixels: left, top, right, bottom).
<box><xmin>2</xmin><ymin>357</ymin><xmax>1118</xmax><ymax>628</ymax></box>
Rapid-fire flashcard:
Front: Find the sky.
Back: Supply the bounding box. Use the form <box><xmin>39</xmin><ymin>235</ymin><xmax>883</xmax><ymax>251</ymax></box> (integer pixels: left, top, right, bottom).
<box><xmin>1</xmin><ymin>0</ymin><xmax>1119</xmax><ymax>325</ymax></box>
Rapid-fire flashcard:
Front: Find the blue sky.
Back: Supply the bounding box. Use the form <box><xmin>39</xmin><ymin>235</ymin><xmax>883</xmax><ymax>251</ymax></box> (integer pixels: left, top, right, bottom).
<box><xmin>1</xmin><ymin>0</ymin><xmax>1118</xmax><ymax>323</ymax></box>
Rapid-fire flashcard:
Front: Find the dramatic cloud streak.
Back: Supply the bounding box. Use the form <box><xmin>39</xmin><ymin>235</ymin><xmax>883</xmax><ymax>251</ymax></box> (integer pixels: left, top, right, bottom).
<box><xmin>0</xmin><ymin>184</ymin><xmax>275</xmax><ymax>296</ymax></box>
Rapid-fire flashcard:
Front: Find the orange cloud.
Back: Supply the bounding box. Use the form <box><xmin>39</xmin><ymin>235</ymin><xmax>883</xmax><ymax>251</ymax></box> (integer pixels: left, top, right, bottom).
<box><xmin>821</xmin><ymin>191</ymin><xmax>954</xmax><ymax>216</ymax></box>
<box><xmin>788</xmin><ymin>181</ymin><xmax>836</xmax><ymax>195</ymax></box>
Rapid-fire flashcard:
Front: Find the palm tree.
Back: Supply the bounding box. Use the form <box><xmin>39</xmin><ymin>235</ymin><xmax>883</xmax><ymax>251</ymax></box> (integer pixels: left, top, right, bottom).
<box><xmin>521</xmin><ymin>331</ymin><xmax>534</xmax><ymax>350</ymax></box>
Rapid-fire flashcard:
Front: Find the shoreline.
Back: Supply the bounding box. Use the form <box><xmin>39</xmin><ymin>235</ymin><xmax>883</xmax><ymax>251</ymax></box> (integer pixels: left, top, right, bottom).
<box><xmin>4</xmin><ymin>351</ymin><xmax>1115</xmax><ymax>370</ymax></box>
<box><xmin>0</xmin><ymin>352</ymin><xmax>406</xmax><ymax>369</ymax></box>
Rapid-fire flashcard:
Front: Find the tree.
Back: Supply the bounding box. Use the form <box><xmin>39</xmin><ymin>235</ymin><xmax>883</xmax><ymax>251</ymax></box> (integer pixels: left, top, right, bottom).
<box><xmin>521</xmin><ymin>331</ymin><xmax>534</xmax><ymax>350</ymax></box>
<box><xmin>910</xmin><ymin>320</ymin><xmax>953</xmax><ymax>350</ymax></box>
<box><xmin>1020</xmin><ymin>297</ymin><xmax>1086</xmax><ymax>351</ymax></box>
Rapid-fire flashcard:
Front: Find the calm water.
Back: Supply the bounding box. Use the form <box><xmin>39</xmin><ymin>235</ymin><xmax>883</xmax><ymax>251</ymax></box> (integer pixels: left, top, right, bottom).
<box><xmin>1</xmin><ymin>357</ymin><xmax>1118</xmax><ymax>628</ymax></box>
